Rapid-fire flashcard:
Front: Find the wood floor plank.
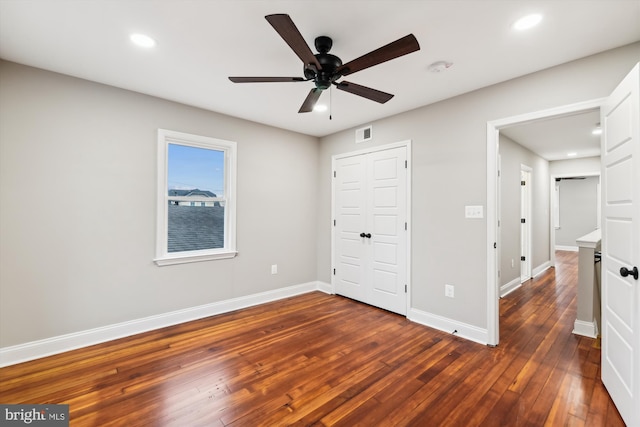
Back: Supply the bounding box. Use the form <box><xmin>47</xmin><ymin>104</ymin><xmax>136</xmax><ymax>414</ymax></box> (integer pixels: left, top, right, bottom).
<box><xmin>0</xmin><ymin>251</ymin><xmax>628</xmax><ymax>426</ymax></box>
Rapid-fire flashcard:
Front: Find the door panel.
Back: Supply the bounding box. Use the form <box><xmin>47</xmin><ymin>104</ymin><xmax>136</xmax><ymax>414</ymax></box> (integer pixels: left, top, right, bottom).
<box><xmin>601</xmin><ymin>62</ymin><xmax>639</xmax><ymax>426</ymax></box>
<box><xmin>368</xmin><ymin>147</ymin><xmax>407</xmax><ymax>315</ymax></box>
<box><xmin>334</xmin><ymin>156</ymin><xmax>366</xmax><ymax>302</ymax></box>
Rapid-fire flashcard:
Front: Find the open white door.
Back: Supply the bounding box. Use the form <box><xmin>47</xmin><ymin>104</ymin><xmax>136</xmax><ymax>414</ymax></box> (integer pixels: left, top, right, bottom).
<box><xmin>601</xmin><ymin>62</ymin><xmax>640</xmax><ymax>426</ymax></box>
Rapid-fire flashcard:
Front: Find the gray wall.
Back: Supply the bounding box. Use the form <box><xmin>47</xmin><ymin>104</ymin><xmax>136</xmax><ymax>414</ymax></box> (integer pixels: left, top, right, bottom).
<box><xmin>0</xmin><ymin>61</ymin><xmax>319</xmax><ymax>347</ymax></box>
<box><xmin>498</xmin><ymin>135</ymin><xmax>550</xmax><ymax>287</ymax></box>
<box><xmin>2</xmin><ymin>42</ymin><xmax>639</xmax><ymax>350</ymax></box>
<box><xmin>317</xmin><ymin>43</ymin><xmax>640</xmax><ymax>330</ymax></box>
<box><xmin>555</xmin><ymin>176</ymin><xmax>599</xmax><ymax>247</ymax></box>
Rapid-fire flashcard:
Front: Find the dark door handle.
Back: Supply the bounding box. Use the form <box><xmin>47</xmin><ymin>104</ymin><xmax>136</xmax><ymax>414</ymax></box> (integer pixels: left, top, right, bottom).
<box><xmin>360</xmin><ymin>232</ymin><xmax>366</xmax><ymax>238</ymax></box>
<box><xmin>620</xmin><ymin>266</ymin><xmax>639</xmax><ymax>280</ymax></box>
<box><xmin>365</xmin><ymin>233</ymin><xmax>372</xmax><ymax>239</ymax></box>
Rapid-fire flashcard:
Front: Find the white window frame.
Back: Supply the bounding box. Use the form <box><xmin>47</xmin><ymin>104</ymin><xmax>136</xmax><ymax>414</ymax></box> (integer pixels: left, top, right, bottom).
<box><xmin>154</xmin><ymin>129</ymin><xmax>237</xmax><ymax>266</ymax></box>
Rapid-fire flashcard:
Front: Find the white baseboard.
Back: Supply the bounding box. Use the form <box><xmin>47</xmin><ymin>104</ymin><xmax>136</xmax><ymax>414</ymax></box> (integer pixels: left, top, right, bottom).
<box><xmin>555</xmin><ymin>245</ymin><xmax>578</xmax><ymax>252</ymax></box>
<box><xmin>500</xmin><ymin>278</ymin><xmax>521</xmax><ymax>297</ymax></box>
<box><xmin>573</xmin><ymin>319</ymin><xmax>598</xmax><ymax>338</ymax></box>
<box><xmin>0</xmin><ymin>281</ymin><xmax>332</xmax><ymax>367</ymax></box>
<box><xmin>408</xmin><ymin>308</ymin><xmax>488</xmax><ymax>346</ymax></box>
<box><xmin>533</xmin><ymin>261</ymin><xmax>552</xmax><ymax>278</ymax></box>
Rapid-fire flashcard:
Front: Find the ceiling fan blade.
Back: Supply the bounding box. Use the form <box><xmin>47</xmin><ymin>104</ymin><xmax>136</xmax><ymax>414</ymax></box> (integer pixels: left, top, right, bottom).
<box><xmin>265</xmin><ymin>14</ymin><xmax>322</xmax><ymax>70</ymax></box>
<box><xmin>335</xmin><ymin>81</ymin><xmax>394</xmax><ymax>104</ymax></box>
<box><xmin>337</xmin><ymin>34</ymin><xmax>420</xmax><ymax>76</ymax></box>
<box><xmin>229</xmin><ymin>77</ymin><xmax>306</xmax><ymax>83</ymax></box>
<box><xmin>299</xmin><ymin>88</ymin><xmax>323</xmax><ymax>113</ymax></box>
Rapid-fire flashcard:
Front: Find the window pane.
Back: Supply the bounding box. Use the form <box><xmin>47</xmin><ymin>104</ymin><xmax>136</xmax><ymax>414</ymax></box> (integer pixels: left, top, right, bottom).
<box><xmin>168</xmin><ymin>144</ymin><xmax>224</xmax><ymax>197</ymax></box>
<box><xmin>167</xmin><ymin>204</ymin><xmax>225</xmax><ymax>252</ymax></box>
<box><xmin>167</xmin><ymin>144</ymin><xmax>225</xmax><ymax>253</ymax></box>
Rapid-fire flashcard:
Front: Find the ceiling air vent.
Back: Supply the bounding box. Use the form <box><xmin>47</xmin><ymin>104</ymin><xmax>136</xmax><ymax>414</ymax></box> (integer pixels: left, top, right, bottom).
<box><xmin>356</xmin><ymin>125</ymin><xmax>372</xmax><ymax>143</ymax></box>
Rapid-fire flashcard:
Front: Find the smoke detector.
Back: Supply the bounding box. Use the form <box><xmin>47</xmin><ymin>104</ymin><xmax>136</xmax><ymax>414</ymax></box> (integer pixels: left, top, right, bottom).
<box><xmin>428</xmin><ymin>61</ymin><xmax>453</xmax><ymax>73</ymax></box>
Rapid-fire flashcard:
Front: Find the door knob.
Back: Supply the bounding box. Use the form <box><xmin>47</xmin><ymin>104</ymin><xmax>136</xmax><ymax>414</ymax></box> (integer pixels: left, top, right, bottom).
<box><xmin>620</xmin><ymin>266</ymin><xmax>639</xmax><ymax>280</ymax></box>
<box><xmin>360</xmin><ymin>232</ymin><xmax>366</xmax><ymax>238</ymax></box>
<box><xmin>365</xmin><ymin>233</ymin><xmax>372</xmax><ymax>239</ymax></box>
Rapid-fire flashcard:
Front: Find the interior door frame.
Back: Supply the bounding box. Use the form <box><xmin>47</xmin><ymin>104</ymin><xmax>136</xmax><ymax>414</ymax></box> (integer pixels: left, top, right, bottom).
<box><xmin>331</xmin><ymin>140</ymin><xmax>412</xmax><ymax>315</ymax></box>
<box><xmin>520</xmin><ymin>165</ymin><xmax>533</xmax><ymax>283</ymax></box>
<box><xmin>486</xmin><ymin>98</ymin><xmax>605</xmax><ymax>346</ymax></box>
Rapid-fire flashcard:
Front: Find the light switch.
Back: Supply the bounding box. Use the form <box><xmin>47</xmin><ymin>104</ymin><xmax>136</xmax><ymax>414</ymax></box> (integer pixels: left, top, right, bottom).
<box><xmin>465</xmin><ymin>205</ymin><xmax>484</xmax><ymax>219</ymax></box>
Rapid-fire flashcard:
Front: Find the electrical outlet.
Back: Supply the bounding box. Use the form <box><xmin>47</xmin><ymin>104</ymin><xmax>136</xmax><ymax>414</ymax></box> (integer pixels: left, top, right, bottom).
<box><xmin>445</xmin><ymin>284</ymin><xmax>455</xmax><ymax>298</ymax></box>
<box><xmin>271</xmin><ymin>264</ymin><xmax>278</xmax><ymax>275</ymax></box>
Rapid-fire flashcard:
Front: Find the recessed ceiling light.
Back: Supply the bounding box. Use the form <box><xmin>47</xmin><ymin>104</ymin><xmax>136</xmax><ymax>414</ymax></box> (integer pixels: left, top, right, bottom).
<box><xmin>130</xmin><ymin>33</ymin><xmax>156</xmax><ymax>48</ymax></box>
<box><xmin>567</xmin><ymin>152</ymin><xmax>577</xmax><ymax>157</ymax></box>
<box><xmin>314</xmin><ymin>104</ymin><xmax>328</xmax><ymax>112</ymax></box>
<box><xmin>513</xmin><ymin>14</ymin><xmax>543</xmax><ymax>31</ymax></box>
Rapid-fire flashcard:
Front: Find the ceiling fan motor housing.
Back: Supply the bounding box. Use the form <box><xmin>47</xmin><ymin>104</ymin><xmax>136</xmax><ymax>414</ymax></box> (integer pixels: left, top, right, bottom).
<box><xmin>304</xmin><ymin>36</ymin><xmax>343</xmax><ymax>90</ymax></box>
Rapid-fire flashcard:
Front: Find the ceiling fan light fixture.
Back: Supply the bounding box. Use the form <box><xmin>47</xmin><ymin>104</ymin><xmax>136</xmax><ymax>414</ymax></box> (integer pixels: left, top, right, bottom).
<box><xmin>313</xmin><ymin>104</ymin><xmax>328</xmax><ymax>112</ymax></box>
<box><xmin>130</xmin><ymin>33</ymin><xmax>156</xmax><ymax>48</ymax></box>
<box><xmin>567</xmin><ymin>152</ymin><xmax>578</xmax><ymax>157</ymax></box>
<box><xmin>513</xmin><ymin>13</ymin><xmax>543</xmax><ymax>31</ymax></box>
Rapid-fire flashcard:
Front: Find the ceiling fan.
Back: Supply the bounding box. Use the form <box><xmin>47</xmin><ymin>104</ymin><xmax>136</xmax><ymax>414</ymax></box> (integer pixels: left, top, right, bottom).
<box><xmin>229</xmin><ymin>14</ymin><xmax>420</xmax><ymax>113</ymax></box>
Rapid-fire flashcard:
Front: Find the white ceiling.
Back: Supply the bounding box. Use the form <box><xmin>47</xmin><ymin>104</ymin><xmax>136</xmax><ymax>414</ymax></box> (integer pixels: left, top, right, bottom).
<box><xmin>501</xmin><ymin>109</ymin><xmax>602</xmax><ymax>161</ymax></box>
<box><xmin>0</xmin><ymin>0</ymin><xmax>639</xmax><ymax>147</ymax></box>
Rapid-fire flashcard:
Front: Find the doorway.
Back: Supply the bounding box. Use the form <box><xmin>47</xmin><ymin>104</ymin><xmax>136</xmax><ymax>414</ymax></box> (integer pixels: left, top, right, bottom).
<box><xmin>486</xmin><ymin>98</ymin><xmax>605</xmax><ymax>346</ymax></box>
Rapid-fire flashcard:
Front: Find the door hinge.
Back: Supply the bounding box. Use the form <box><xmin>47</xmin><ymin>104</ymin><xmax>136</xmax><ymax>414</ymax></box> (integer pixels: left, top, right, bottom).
<box><xmin>333</xmin><ymin>219</ymin><xmax>336</xmax><ymax>226</ymax></box>
<box><xmin>494</xmin><ymin>242</ymin><xmax>497</xmax><ymax>249</ymax></box>
<box><xmin>521</xmin><ymin>256</ymin><xmax>526</xmax><ymax>261</ymax></box>
<box><xmin>333</xmin><ymin>268</ymin><xmax>336</xmax><ymax>275</ymax></box>
<box><xmin>405</xmin><ymin>284</ymin><xmax>407</xmax><ymax>293</ymax></box>
<box><xmin>521</xmin><ymin>218</ymin><xmax>526</xmax><ymax>223</ymax></box>
<box><xmin>521</xmin><ymin>180</ymin><xmax>526</xmax><ymax>186</ymax></box>
<box><xmin>405</xmin><ymin>160</ymin><xmax>407</xmax><ymax>169</ymax></box>
<box><xmin>333</xmin><ymin>171</ymin><xmax>336</xmax><ymax>178</ymax></box>
<box><xmin>405</xmin><ymin>222</ymin><xmax>407</xmax><ymax>230</ymax></box>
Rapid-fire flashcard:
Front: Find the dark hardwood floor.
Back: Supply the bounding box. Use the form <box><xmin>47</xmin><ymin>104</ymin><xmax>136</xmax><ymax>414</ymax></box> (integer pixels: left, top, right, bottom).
<box><xmin>0</xmin><ymin>251</ymin><xmax>625</xmax><ymax>426</ymax></box>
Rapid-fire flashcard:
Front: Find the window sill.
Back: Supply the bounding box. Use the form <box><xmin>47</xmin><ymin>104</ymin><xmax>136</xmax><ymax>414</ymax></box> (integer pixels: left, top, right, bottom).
<box><xmin>154</xmin><ymin>250</ymin><xmax>238</xmax><ymax>266</ymax></box>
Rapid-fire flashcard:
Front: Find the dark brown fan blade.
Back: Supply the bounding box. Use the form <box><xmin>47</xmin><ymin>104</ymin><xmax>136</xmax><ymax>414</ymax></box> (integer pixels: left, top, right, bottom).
<box><xmin>265</xmin><ymin>14</ymin><xmax>322</xmax><ymax>70</ymax></box>
<box><xmin>299</xmin><ymin>88</ymin><xmax>323</xmax><ymax>113</ymax></box>
<box><xmin>229</xmin><ymin>77</ymin><xmax>306</xmax><ymax>83</ymax></box>
<box><xmin>335</xmin><ymin>81</ymin><xmax>394</xmax><ymax>103</ymax></box>
<box><xmin>337</xmin><ymin>34</ymin><xmax>420</xmax><ymax>77</ymax></box>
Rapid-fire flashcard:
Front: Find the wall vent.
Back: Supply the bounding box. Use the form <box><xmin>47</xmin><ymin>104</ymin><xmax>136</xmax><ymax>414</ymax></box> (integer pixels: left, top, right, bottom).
<box><xmin>355</xmin><ymin>125</ymin><xmax>372</xmax><ymax>143</ymax></box>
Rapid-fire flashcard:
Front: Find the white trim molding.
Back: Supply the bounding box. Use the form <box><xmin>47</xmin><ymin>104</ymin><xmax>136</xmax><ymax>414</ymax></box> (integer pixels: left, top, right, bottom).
<box><xmin>573</xmin><ymin>319</ymin><xmax>598</xmax><ymax>338</ymax></box>
<box><xmin>532</xmin><ymin>261</ymin><xmax>552</xmax><ymax>278</ymax></box>
<box><xmin>500</xmin><ymin>278</ymin><xmax>522</xmax><ymax>297</ymax></box>
<box><xmin>408</xmin><ymin>308</ymin><xmax>489</xmax><ymax>346</ymax></box>
<box><xmin>0</xmin><ymin>281</ymin><xmax>332</xmax><ymax>367</ymax></box>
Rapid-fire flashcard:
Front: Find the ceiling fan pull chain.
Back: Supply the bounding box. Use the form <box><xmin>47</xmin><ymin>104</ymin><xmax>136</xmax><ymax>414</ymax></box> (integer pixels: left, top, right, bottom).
<box><xmin>330</xmin><ymin>85</ymin><xmax>333</xmax><ymax>120</ymax></box>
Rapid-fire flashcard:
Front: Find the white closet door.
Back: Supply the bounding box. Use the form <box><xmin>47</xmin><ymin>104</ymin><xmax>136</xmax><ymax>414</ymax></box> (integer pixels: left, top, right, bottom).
<box><xmin>334</xmin><ymin>155</ymin><xmax>367</xmax><ymax>303</ymax></box>
<box><xmin>367</xmin><ymin>147</ymin><xmax>407</xmax><ymax>315</ymax></box>
<box><xmin>334</xmin><ymin>145</ymin><xmax>408</xmax><ymax>315</ymax></box>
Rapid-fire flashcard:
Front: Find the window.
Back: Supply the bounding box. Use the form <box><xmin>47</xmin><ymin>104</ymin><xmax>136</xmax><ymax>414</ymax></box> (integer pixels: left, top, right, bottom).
<box><xmin>155</xmin><ymin>129</ymin><xmax>237</xmax><ymax>266</ymax></box>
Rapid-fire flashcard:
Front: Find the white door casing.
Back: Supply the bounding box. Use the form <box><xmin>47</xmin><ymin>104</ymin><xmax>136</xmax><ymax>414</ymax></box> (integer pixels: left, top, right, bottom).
<box><xmin>600</xmin><ymin>62</ymin><xmax>640</xmax><ymax>427</ymax></box>
<box><xmin>332</xmin><ymin>142</ymin><xmax>410</xmax><ymax>316</ymax></box>
<box><xmin>520</xmin><ymin>166</ymin><xmax>532</xmax><ymax>283</ymax></box>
